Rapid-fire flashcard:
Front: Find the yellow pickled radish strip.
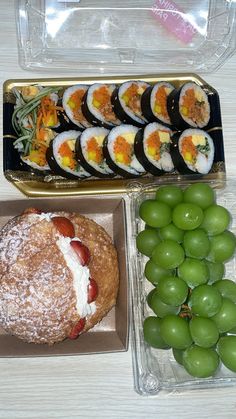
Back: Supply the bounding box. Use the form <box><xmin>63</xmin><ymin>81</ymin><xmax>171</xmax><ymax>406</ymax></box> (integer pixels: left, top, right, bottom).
<box><xmin>181</xmin><ymin>106</ymin><xmax>188</xmax><ymax>116</ymax></box>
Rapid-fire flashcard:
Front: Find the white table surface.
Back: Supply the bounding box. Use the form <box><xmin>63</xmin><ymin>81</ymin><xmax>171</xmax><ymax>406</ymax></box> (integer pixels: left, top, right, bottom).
<box><xmin>1</xmin><ymin>2</ymin><xmax>236</xmax><ymax>418</ymax></box>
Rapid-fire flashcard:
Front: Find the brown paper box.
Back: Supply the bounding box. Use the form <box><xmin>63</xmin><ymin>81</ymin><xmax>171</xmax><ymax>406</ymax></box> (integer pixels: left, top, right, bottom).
<box><xmin>0</xmin><ymin>196</ymin><xmax>128</xmax><ymax>356</ymax></box>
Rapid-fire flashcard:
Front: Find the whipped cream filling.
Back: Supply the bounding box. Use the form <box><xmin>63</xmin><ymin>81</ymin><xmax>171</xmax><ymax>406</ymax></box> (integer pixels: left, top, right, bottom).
<box><xmin>32</xmin><ymin>212</ymin><xmax>96</xmax><ymax>318</ymax></box>
<box><xmin>56</xmin><ymin>236</ymin><xmax>96</xmax><ymax>318</ymax></box>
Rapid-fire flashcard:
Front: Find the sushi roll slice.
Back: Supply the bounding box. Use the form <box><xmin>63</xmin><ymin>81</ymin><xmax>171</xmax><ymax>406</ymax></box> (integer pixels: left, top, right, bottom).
<box><xmin>20</xmin><ymin>156</ymin><xmax>50</xmax><ymax>174</ymax></box>
<box><xmin>134</xmin><ymin>123</ymin><xmax>174</xmax><ymax>176</ymax></box>
<box><xmin>17</xmin><ymin>128</ymin><xmax>56</xmax><ymax>174</ymax></box>
<box><xmin>171</xmin><ymin>128</ymin><xmax>215</xmax><ymax>175</ymax></box>
<box><xmin>168</xmin><ymin>82</ymin><xmax>210</xmax><ymax>130</ymax></box>
<box><xmin>82</xmin><ymin>84</ymin><xmax>120</xmax><ymax>129</ymax></box>
<box><xmin>46</xmin><ymin>130</ymin><xmax>91</xmax><ymax>179</ymax></box>
<box><xmin>112</xmin><ymin>81</ymin><xmax>150</xmax><ymax>127</ymax></box>
<box><xmin>141</xmin><ymin>81</ymin><xmax>174</xmax><ymax>126</ymax></box>
<box><xmin>62</xmin><ymin>85</ymin><xmax>91</xmax><ymax>129</ymax></box>
<box><xmin>103</xmin><ymin>125</ymin><xmax>146</xmax><ymax>178</ymax></box>
<box><xmin>75</xmin><ymin>127</ymin><xmax>115</xmax><ymax>178</ymax></box>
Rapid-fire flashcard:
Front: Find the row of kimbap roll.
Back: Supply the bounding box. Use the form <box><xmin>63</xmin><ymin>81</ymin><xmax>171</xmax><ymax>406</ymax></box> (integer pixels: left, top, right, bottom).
<box><xmin>46</xmin><ymin>124</ymin><xmax>215</xmax><ymax>180</ymax></box>
<box><xmin>62</xmin><ymin>81</ymin><xmax>212</xmax><ymax>132</ymax></box>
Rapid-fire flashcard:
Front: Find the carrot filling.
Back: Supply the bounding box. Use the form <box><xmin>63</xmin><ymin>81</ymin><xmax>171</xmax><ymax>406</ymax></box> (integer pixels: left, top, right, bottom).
<box><xmin>147</xmin><ymin>132</ymin><xmax>161</xmax><ymax>161</ymax></box>
<box><xmin>92</xmin><ymin>86</ymin><xmax>116</xmax><ymax>122</ymax></box>
<box><xmin>25</xmin><ymin>95</ymin><xmax>63</xmax><ymax>166</ymax></box>
<box><xmin>181</xmin><ymin>136</ymin><xmax>198</xmax><ymax>164</ymax></box>
<box><xmin>67</xmin><ymin>89</ymin><xmax>85</xmax><ymax>122</ymax></box>
<box><xmin>122</xmin><ymin>83</ymin><xmax>146</xmax><ymax>116</ymax></box>
<box><xmin>86</xmin><ymin>137</ymin><xmax>103</xmax><ymax>164</ymax></box>
<box><xmin>58</xmin><ymin>140</ymin><xmax>78</xmax><ymax>170</ymax></box>
<box><xmin>180</xmin><ymin>88</ymin><xmax>208</xmax><ymax>125</ymax></box>
<box><xmin>39</xmin><ymin>96</ymin><xmax>63</xmax><ymax>129</ymax></box>
<box><xmin>154</xmin><ymin>86</ymin><xmax>171</xmax><ymax>121</ymax></box>
<box><xmin>146</xmin><ymin>130</ymin><xmax>171</xmax><ymax>161</ymax></box>
<box><xmin>113</xmin><ymin>135</ymin><xmax>132</xmax><ymax>165</ymax></box>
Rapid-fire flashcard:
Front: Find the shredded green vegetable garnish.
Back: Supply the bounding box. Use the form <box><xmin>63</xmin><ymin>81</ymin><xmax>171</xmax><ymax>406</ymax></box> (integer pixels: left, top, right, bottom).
<box><xmin>12</xmin><ymin>86</ymin><xmax>62</xmax><ymax>155</ymax></box>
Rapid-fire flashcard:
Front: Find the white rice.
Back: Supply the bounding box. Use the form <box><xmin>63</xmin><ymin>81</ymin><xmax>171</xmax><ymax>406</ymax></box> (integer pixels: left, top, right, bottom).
<box><xmin>179</xmin><ymin>82</ymin><xmax>210</xmax><ymax>128</ymax></box>
<box><xmin>63</xmin><ymin>85</ymin><xmax>91</xmax><ymax>128</ymax></box>
<box><xmin>118</xmin><ymin>81</ymin><xmax>149</xmax><ymax>125</ymax></box>
<box><xmin>86</xmin><ymin>83</ymin><xmax>119</xmax><ymax>127</ymax></box>
<box><xmin>53</xmin><ymin>130</ymin><xmax>90</xmax><ymax>178</ymax></box>
<box><xmin>79</xmin><ymin>127</ymin><xmax>113</xmax><ymax>175</ymax></box>
<box><xmin>143</xmin><ymin>122</ymin><xmax>174</xmax><ymax>172</ymax></box>
<box><xmin>107</xmin><ymin>125</ymin><xmax>145</xmax><ymax>175</ymax></box>
<box><xmin>178</xmin><ymin>128</ymin><xmax>214</xmax><ymax>174</ymax></box>
<box><xmin>150</xmin><ymin>81</ymin><xmax>174</xmax><ymax>125</ymax></box>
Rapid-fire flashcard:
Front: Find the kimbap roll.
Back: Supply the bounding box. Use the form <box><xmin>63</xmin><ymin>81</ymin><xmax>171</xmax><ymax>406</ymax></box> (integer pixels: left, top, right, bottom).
<box><xmin>76</xmin><ymin>127</ymin><xmax>115</xmax><ymax>178</ymax></box>
<box><xmin>47</xmin><ymin>130</ymin><xmax>91</xmax><ymax>179</ymax></box>
<box><xmin>134</xmin><ymin>123</ymin><xmax>174</xmax><ymax>176</ymax></box>
<box><xmin>82</xmin><ymin>84</ymin><xmax>120</xmax><ymax>129</ymax></box>
<box><xmin>168</xmin><ymin>82</ymin><xmax>210</xmax><ymax>130</ymax></box>
<box><xmin>103</xmin><ymin>125</ymin><xmax>146</xmax><ymax>178</ymax></box>
<box><xmin>62</xmin><ymin>85</ymin><xmax>91</xmax><ymax>128</ymax></box>
<box><xmin>171</xmin><ymin>128</ymin><xmax>214</xmax><ymax>175</ymax></box>
<box><xmin>141</xmin><ymin>81</ymin><xmax>174</xmax><ymax>126</ymax></box>
<box><xmin>18</xmin><ymin>128</ymin><xmax>56</xmax><ymax>174</ymax></box>
<box><xmin>112</xmin><ymin>81</ymin><xmax>150</xmax><ymax>127</ymax></box>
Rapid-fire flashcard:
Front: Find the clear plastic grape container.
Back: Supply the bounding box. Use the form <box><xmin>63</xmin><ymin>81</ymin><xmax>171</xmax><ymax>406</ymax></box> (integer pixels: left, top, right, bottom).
<box><xmin>128</xmin><ymin>176</ymin><xmax>236</xmax><ymax>396</ymax></box>
<box><xmin>16</xmin><ymin>0</ymin><xmax>236</xmax><ymax>73</ymax></box>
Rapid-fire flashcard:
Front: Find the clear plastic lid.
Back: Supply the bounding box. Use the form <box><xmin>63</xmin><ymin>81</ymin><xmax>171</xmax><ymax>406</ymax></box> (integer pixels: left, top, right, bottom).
<box><xmin>16</xmin><ymin>0</ymin><xmax>236</xmax><ymax>74</ymax></box>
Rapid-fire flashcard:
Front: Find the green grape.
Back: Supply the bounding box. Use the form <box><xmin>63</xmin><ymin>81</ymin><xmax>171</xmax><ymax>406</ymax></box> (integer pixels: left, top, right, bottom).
<box><xmin>212</xmin><ymin>298</ymin><xmax>236</xmax><ymax>332</ymax></box>
<box><xmin>158</xmin><ymin>275</ymin><xmax>188</xmax><ymax>306</ymax></box>
<box><xmin>183</xmin><ymin>183</ymin><xmax>215</xmax><ymax>210</ymax></box>
<box><xmin>139</xmin><ymin>199</ymin><xmax>172</xmax><ymax>228</ymax></box>
<box><xmin>160</xmin><ymin>314</ymin><xmax>192</xmax><ymax>349</ymax></box>
<box><xmin>159</xmin><ymin>223</ymin><xmax>184</xmax><ymax>243</ymax></box>
<box><xmin>218</xmin><ymin>336</ymin><xmax>236</xmax><ymax>372</ymax></box>
<box><xmin>183</xmin><ymin>229</ymin><xmax>210</xmax><ymax>259</ymax></box>
<box><xmin>152</xmin><ymin>239</ymin><xmax>185</xmax><ymax>269</ymax></box>
<box><xmin>189</xmin><ymin>284</ymin><xmax>222</xmax><ymax>317</ymax></box>
<box><xmin>213</xmin><ymin>279</ymin><xmax>236</xmax><ymax>304</ymax></box>
<box><xmin>149</xmin><ymin>291</ymin><xmax>180</xmax><ymax>317</ymax></box>
<box><xmin>189</xmin><ymin>317</ymin><xmax>219</xmax><ymax>348</ymax></box>
<box><xmin>144</xmin><ymin>259</ymin><xmax>174</xmax><ymax>286</ymax></box>
<box><xmin>136</xmin><ymin>229</ymin><xmax>160</xmax><ymax>257</ymax></box>
<box><xmin>183</xmin><ymin>345</ymin><xmax>219</xmax><ymax>378</ymax></box>
<box><xmin>155</xmin><ymin>185</ymin><xmax>183</xmax><ymax>208</ymax></box>
<box><xmin>143</xmin><ymin>316</ymin><xmax>170</xmax><ymax>349</ymax></box>
<box><xmin>178</xmin><ymin>258</ymin><xmax>209</xmax><ymax>288</ymax></box>
<box><xmin>207</xmin><ymin>230</ymin><xmax>236</xmax><ymax>263</ymax></box>
<box><xmin>172</xmin><ymin>203</ymin><xmax>203</xmax><ymax>231</ymax></box>
<box><xmin>200</xmin><ymin>204</ymin><xmax>231</xmax><ymax>236</ymax></box>
<box><xmin>229</xmin><ymin>326</ymin><xmax>236</xmax><ymax>334</ymax></box>
<box><xmin>206</xmin><ymin>261</ymin><xmax>225</xmax><ymax>285</ymax></box>
<box><xmin>147</xmin><ymin>289</ymin><xmax>156</xmax><ymax>308</ymax></box>
<box><xmin>172</xmin><ymin>348</ymin><xmax>185</xmax><ymax>365</ymax></box>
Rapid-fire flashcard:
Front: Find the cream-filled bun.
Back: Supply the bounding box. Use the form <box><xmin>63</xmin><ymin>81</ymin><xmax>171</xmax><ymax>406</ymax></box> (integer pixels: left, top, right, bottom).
<box><xmin>0</xmin><ymin>208</ymin><xmax>119</xmax><ymax>345</ymax></box>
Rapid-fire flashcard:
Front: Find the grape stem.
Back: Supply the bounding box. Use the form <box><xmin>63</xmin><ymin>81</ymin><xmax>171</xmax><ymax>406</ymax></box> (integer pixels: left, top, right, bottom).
<box><xmin>179</xmin><ymin>303</ymin><xmax>192</xmax><ymax>319</ymax></box>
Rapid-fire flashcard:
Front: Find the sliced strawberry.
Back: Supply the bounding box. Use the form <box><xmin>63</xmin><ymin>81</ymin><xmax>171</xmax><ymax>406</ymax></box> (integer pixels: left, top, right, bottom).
<box><xmin>23</xmin><ymin>207</ymin><xmax>42</xmax><ymax>215</ymax></box>
<box><xmin>52</xmin><ymin>216</ymin><xmax>75</xmax><ymax>238</ymax></box>
<box><xmin>70</xmin><ymin>240</ymin><xmax>90</xmax><ymax>266</ymax></box>
<box><xmin>68</xmin><ymin>318</ymin><xmax>86</xmax><ymax>339</ymax></box>
<box><xmin>87</xmin><ymin>278</ymin><xmax>98</xmax><ymax>303</ymax></box>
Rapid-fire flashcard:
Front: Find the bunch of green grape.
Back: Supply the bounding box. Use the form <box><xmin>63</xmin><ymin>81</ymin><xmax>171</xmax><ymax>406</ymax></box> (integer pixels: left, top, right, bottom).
<box><xmin>137</xmin><ymin>183</ymin><xmax>236</xmax><ymax>378</ymax></box>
